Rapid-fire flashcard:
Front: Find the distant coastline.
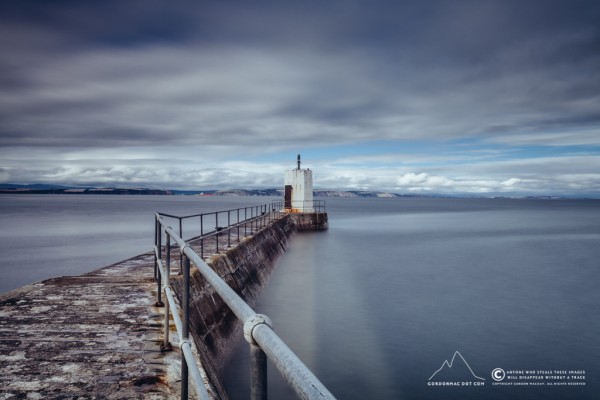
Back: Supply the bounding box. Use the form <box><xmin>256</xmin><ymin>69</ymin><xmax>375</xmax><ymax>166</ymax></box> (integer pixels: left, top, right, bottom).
<box><xmin>0</xmin><ymin>184</ymin><xmax>171</xmax><ymax>196</ymax></box>
<box><xmin>0</xmin><ymin>183</ymin><xmax>584</xmax><ymax>199</ymax></box>
<box><xmin>0</xmin><ymin>184</ymin><xmax>412</xmax><ymax>198</ymax></box>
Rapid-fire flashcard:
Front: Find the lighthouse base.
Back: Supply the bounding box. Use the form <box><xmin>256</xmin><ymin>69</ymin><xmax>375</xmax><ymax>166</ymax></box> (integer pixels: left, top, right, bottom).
<box><xmin>287</xmin><ymin>212</ymin><xmax>328</xmax><ymax>231</ymax></box>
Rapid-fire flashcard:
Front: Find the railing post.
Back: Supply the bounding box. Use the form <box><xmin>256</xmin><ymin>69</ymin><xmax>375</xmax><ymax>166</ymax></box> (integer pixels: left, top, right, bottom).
<box><xmin>182</xmin><ymin>254</ymin><xmax>190</xmax><ymax>399</ymax></box>
<box><xmin>200</xmin><ymin>214</ymin><xmax>204</xmax><ymax>262</ymax></box>
<box><xmin>179</xmin><ymin>218</ymin><xmax>183</xmax><ymax>273</ymax></box>
<box><xmin>167</xmin><ymin>228</ymin><xmax>172</xmax><ymax>278</ymax></box>
<box><xmin>245</xmin><ymin>314</ymin><xmax>271</xmax><ymax>400</ymax></box>
<box><xmin>215</xmin><ymin>213</ymin><xmax>220</xmax><ymax>254</ymax></box>
<box><xmin>245</xmin><ymin>207</ymin><xmax>248</xmax><ymax>237</ymax></box>
<box><xmin>237</xmin><ymin>208</ymin><xmax>241</xmax><ymax>242</ymax></box>
<box><xmin>251</xmin><ymin>343</ymin><xmax>268</xmax><ymax>400</ymax></box>
<box><xmin>162</xmin><ymin>234</ymin><xmax>172</xmax><ymax>351</ymax></box>
<box><xmin>227</xmin><ymin>210</ymin><xmax>231</xmax><ymax>248</ymax></box>
<box><xmin>158</xmin><ymin>221</ymin><xmax>162</xmax><ymax>279</ymax></box>
<box><xmin>156</xmin><ymin>227</ymin><xmax>164</xmax><ymax>307</ymax></box>
<box><xmin>154</xmin><ymin>216</ymin><xmax>160</xmax><ymax>280</ymax></box>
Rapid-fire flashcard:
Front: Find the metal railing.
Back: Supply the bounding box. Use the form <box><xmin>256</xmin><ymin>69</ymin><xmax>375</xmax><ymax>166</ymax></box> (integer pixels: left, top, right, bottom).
<box><xmin>153</xmin><ymin>204</ymin><xmax>335</xmax><ymax>400</ymax></box>
<box><xmin>157</xmin><ymin>204</ymin><xmax>284</xmax><ymax>272</ymax></box>
<box><xmin>153</xmin><ymin>228</ymin><xmax>210</xmax><ymax>400</ymax></box>
<box><xmin>277</xmin><ymin>199</ymin><xmax>327</xmax><ymax>213</ymax></box>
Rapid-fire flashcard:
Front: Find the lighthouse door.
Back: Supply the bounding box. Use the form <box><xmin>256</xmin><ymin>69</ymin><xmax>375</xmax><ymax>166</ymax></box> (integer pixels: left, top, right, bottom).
<box><xmin>284</xmin><ymin>185</ymin><xmax>292</xmax><ymax>209</ymax></box>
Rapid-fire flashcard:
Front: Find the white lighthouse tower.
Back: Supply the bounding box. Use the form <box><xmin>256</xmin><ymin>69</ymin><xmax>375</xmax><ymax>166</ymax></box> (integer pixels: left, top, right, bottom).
<box><xmin>284</xmin><ymin>154</ymin><xmax>313</xmax><ymax>212</ymax></box>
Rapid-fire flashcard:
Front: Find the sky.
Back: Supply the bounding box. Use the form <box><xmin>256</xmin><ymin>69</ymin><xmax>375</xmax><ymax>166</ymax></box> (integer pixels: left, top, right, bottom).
<box><xmin>1</xmin><ymin>0</ymin><xmax>599</xmax><ymax>197</ymax></box>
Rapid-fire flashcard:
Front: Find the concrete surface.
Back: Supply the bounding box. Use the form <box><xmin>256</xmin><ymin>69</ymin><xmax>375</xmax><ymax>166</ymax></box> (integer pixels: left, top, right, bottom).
<box><xmin>0</xmin><ymin>253</ymin><xmax>181</xmax><ymax>400</ymax></box>
<box><xmin>0</xmin><ymin>210</ymin><xmax>328</xmax><ymax>400</ymax></box>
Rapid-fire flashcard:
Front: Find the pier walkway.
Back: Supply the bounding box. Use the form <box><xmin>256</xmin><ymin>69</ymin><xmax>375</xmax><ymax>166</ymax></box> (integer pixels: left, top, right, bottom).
<box><xmin>0</xmin><ymin>201</ymin><xmax>330</xmax><ymax>400</ymax></box>
<box><xmin>0</xmin><ymin>252</ymin><xmax>184</xmax><ymax>399</ymax></box>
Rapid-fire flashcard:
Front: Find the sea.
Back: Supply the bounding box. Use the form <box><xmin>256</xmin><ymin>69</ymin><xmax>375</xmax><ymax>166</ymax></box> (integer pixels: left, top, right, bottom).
<box><xmin>1</xmin><ymin>194</ymin><xmax>599</xmax><ymax>400</ymax></box>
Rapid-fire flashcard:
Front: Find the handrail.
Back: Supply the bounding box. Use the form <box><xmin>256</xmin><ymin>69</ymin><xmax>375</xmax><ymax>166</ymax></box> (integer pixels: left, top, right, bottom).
<box><xmin>154</xmin><ymin>239</ymin><xmax>209</xmax><ymax>399</ymax></box>
<box><xmin>158</xmin><ymin>203</ymin><xmax>280</xmax><ymax>240</ymax></box>
<box><xmin>153</xmin><ymin>204</ymin><xmax>335</xmax><ymax>400</ymax></box>
<box><xmin>158</xmin><ymin>203</ymin><xmax>282</xmax><ymax>266</ymax></box>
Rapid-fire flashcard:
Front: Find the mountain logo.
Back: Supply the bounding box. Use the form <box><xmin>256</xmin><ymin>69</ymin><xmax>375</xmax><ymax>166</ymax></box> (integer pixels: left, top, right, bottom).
<box><xmin>429</xmin><ymin>351</ymin><xmax>486</xmax><ymax>381</ymax></box>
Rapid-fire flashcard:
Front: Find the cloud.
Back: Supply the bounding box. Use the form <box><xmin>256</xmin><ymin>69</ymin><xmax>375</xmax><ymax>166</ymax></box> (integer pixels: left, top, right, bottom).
<box><xmin>0</xmin><ymin>1</ymin><xmax>599</xmax><ymax>196</ymax></box>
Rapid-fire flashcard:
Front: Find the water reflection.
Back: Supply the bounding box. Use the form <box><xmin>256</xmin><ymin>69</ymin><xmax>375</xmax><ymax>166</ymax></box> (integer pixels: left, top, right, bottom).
<box><xmin>223</xmin><ymin>198</ymin><xmax>600</xmax><ymax>400</ymax></box>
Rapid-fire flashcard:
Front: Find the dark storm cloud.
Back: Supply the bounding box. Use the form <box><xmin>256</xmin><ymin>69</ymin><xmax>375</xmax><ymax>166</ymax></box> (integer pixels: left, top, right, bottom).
<box><xmin>0</xmin><ymin>0</ymin><xmax>599</xmax><ymax>193</ymax></box>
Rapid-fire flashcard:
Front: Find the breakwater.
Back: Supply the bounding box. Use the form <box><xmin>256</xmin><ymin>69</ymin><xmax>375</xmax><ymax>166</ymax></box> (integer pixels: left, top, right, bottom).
<box><xmin>171</xmin><ymin>215</ymin><xmax>296</xmax><ymax>398</ymax></box>
<box><xmin>155</xmin><ymin>205</ymin><xmax>333</xmax><ymax>399</ymax></box>
<box><xmin>155</xmin><ymin>205</ymin><xmax>332</xmax><ymax>399</ymax></box>
<box><xmin>0</xmin><ymin>202</ymin><xmax>329</xmax><ymax>399</ymax></box>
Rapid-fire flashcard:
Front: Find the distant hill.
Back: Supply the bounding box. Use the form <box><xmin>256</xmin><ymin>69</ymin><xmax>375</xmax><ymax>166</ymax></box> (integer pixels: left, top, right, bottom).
<box><xmin>0</xmin><ymin>184</ymin><xmax>414</xmax><ymax>198</ymax></box>
<box><xmin>212</xmin><ymin>189</ymin><xmax>282</xmax><ymax>196</ymax></box>
<box><xmin>0</xmin><ymin>184</ymin><xmax>171</xmax><ymax>195</ymax></box>
<box><xmin>0</xmin><ymin>183</ymin><xmax>76</xmax><ymax>190</ymax></box>
<box><xmin>314</xmin><ymin>190</ymin><xmax>419</xmax><ymax>198</ymax></box>
<box><xmin>210</xmin><ymin>189</ymin><xmax>418</xmax><ymax>197</ymax></box>
<box><xmin>0</xmin><ymin>183</ymin><xmax>574</xmax><ymax>198</ymax></box>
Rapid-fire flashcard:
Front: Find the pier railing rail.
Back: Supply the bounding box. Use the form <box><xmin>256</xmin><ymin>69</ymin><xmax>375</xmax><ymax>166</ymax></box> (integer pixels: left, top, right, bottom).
<box><xmin>153</xmin><ymin>202</ymin><xmax>335</xmax><ymax>400</ymax></box>
<box><xmin>157</xmin><ymin>204</ymin><xmax>283</xmax><ymax>267</ymax></box>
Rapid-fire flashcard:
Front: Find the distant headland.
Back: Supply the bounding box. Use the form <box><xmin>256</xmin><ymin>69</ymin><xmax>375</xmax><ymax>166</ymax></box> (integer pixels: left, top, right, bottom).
<box><xmin>0</xmin><ymin>183</ymin><xmax>413</xmax><ymax>198</ymax></box>
<box><xmin>0</xmin><ymin>183</ymin><xmax>578</xmax><ymax>199</ymax></box>
<box><xmin>0</xmin><ymin>184</ymin><xmax>171</xmax><ymax>195</ymax></box>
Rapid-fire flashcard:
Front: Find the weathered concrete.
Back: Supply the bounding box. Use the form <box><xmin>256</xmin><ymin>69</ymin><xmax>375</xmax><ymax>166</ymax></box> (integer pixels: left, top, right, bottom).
<box><xmin>0</xmin><ymin>253</ymin><xmax>183</xmax><ymax>399</ymax></box>
<box><xmin>288</xmin><ymin>212</ymin><xmax>328</xmax><ymax>231</ymax></box>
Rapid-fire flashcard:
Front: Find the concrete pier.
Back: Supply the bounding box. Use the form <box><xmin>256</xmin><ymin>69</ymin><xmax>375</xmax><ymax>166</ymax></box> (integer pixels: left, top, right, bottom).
<box><xmin>0</xmin><ymin>253</ymin><xmax>183</xmax><ymax>399</ymax></box>
<box><xmin>1</xmin><ymin>209</ymin><xmax>329</xmax><ymax>399</ymax></box>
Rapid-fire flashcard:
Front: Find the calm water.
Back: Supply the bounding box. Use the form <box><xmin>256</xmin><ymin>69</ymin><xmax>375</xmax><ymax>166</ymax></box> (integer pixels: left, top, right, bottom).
<box><xmin>1</xmin><ymin>195</ymin><xmax>599</xmax><ymax>399</ymax></box>
<box><xmin>222</xmin><ymin>197</ymin><xmax>600</xmax><ymax>400</ymax></box>
<box><xmin>0</xmin><ymin>194</ymin><xmax>270</xmax><ymax>294</ymax></box>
